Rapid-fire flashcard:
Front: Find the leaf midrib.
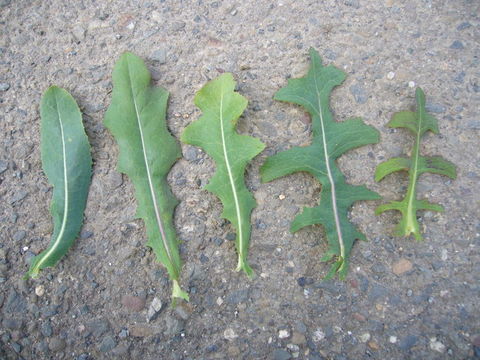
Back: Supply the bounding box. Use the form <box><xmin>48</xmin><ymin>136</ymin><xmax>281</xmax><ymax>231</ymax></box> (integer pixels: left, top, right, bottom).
<box><xmin>126</xmin><ymin>60</ymin><xmax>174</xmax><ymax>268</ymax></box>
<box><xmin>405</xmin><ymin>103</ymin><xmax>423</xmax><ymax>230</ymax></box>
<box><xmin>311</xmin><ymin>66</ymin><xmax>345</xmax><ymax>262</ymax></box>
<box><xmin>219</xmin><ymin>90</ymin><xmax>244</xmax><ymax>262</ymax></box>
<box><xmin>33</xmin><ymin>93</ymin><xmax>69</xmax><ymax>274</ymax></box>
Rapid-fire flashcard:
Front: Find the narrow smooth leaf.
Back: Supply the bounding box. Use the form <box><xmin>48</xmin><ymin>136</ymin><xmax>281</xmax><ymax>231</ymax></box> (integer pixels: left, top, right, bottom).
<box><xmin>26</xmin><ymin>86</ymin><xmax>92</xmax><ymax>278</ymax></box>
<box><xmin>261</xmin><ymin>48</ymin><xmax>380</xmax><ymax>279</ymax></box>
<box><xmin>104</xmin><ymin>52</ymin><xmax>188</xmax><ymax>302</ymax></box>
<box><xmin>375</xmin><ymin>87</ymin><xmax>457</xmax><ymax>241</ymax></box>
<box><xmin>181</xmin><ymin>73</ymin><xmax>265</xmax><ymax>278</ymax></box>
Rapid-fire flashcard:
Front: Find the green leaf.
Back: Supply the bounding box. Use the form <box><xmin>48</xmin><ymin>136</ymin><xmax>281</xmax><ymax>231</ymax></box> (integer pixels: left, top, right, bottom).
<box><xmin>26</xmin><ymin>86</ymin><xmax>92</xmax><ymax>278</ymax></box>
<box><xmin>181</xmin><ymin>73</ymin><xmax>265</xmax><ymax>278</ymax></box>
<box><xmin>375</xmin><ymin>157</ymin><xmax>411</xmax><ymax>182</ymax></box>
<box><xmin>104</xmin><ymin>52</ymin><xmax>188</xmax><ymax>301</ymax></box>
<box><xmin>375</xmin><ymin>87</ymin><xmax>457</xmax><ymax>241</ymax></box>
<box><xmin>261</xmin><ymin>48</ymin><xmax>380</xmax><ymax>279</ymax></box>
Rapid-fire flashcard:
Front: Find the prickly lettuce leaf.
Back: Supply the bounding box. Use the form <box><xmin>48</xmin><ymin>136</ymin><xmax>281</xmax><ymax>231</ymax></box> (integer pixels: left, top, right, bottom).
<box><xmin>26</xmin><ymin>86</ymin><xmax>92</xmax><ymax>278</ymax></box>
<box><xmin>104</xmin><ymin>52</ymin><xmax>188</xmax><ymax>301</ymax></box>
<box><xmin>375</xmin><ymin>87</ymin><xmax>456</xmax><ymax>241</ymax></box>
<box><xmin>261</xmin><ymin>49</ymin><xmax>380</xmax><ymax>279</ymax></box>
<box><xmin>181</xmin><ymin>73</ymin><xmax>265</xmax><ymax>278</ymax></box>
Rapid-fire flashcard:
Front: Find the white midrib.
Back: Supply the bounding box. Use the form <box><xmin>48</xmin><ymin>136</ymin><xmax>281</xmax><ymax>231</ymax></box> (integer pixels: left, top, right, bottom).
<box><xmin>313</xmin><ymin>77</ymin><xmax>345</xmax><ymax>261</ymax></box>
<box><xmin>34</xmin><ymin>98</ymin><xmax>69</xmax><ymax>273</ymax></box>
<box><xmin>405</xmin><ymin>108</ymin><xmax>422</xmax><ymax>229</ymax></box>
<box><xmin>127</xmin><ymin>64</ymin><xmax>173</xmax><ymax>265</ymax></box>
<box><xmin>219</xmin><ymin>92</ymin><xmax>244</xmax><ymax>262</ymax></box>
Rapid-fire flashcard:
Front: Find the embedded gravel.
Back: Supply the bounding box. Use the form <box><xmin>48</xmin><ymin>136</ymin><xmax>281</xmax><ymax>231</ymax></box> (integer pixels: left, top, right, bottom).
<box><xmin>1</xmin><ymin>1</ymin><xmax>479</xmax><ymax>359</ymax></box>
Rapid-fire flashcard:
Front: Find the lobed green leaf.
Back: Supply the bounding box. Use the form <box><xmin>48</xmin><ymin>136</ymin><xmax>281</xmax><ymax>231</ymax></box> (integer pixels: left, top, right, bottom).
<box><xmin>181</xmin><ymin>73</ymin><xmax>265</xmax><ymax>278</ymax></box>
<box><xmin>261</xmin><ymin>48</ymin><xmax>380</xmax><ymax>279</ymax></box>
<box><xmin>375</xmin><ymin>87</ymin><xmax>456</xmax><ymax>241</ymax></box>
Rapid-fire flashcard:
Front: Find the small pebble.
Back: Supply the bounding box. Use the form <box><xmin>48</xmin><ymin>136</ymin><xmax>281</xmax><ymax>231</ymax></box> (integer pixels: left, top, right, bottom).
<box><xmin>150</xmin><ymin>48</ymin><xmax>167</xmax><ymax>64</ymax></box>
<box><xmin>441</xmin><ymin>249</ymin><xmax>448</xmax><ymax>261</ymax></box>
<box><xmin>146</xmin><ymin>297</ymin><xmax>162</xmax><ymax>322</ymax></box>
<box><xmin>312</xmin><ymin>329</ymin><xmax>325</xmax><ymax>342</ymax></box>
<box><xmin>80</xmin><ymin>230</ymin><xmax>93</xmax><ymax>239</ymax></box>
<box><xmin>449</xmin><ymin>40</ymin><xmax>464</xmax><ymax>50</ymax></box>
<box><xmin>121</xmin><ymin>295</ymin><xmax>146</xmax><ymax>312</ymax></box>
<box><xmin>71</xmin><ymin>25</ymin><xmax>86</xmax><ymax>42</ymax></box>
<box><xmin>49</xmin><ymin>338</ymin><xmax>66</xmax><ymax>352</ymax></box>
<box><xmin>224</xmin><ymin>328</ymin><xmax>237</xmax><ymax>341</ymax></box>
<box><xmin>392</xmin><ymin>258</ymin><xmax>412</xmax><ymax>275</ymax></box>
<box><xmin>98</xmin><ymin>335</ymin><xmax>116</xmax><ymax>352</ymax></box>
<box><xmin>174</xmin><ymin>303</ymin><xmax>191</xmax><ymax>320</ymax></box>
<box><xmin>199</xmin><ymin>253</ymin><xmax>209</xmax><ymax>264</ymax></box>
<box><xmin>350</xmin><ymin>83</ymin><xmax>368</xmax><ymax>104</ymax></box>
<box><xmin>456</xmin><ymin>22</ymin><xmax>471</xmax><ymax>31</ymax></box>
<box><xmin>430</xmin><ymin>337</ymin><xmax>446</xmax><ymax>353</ymax></box>
<box><xmin>0</xmin><ymin>160</ymin><xmax>8</xmax><ymax>173</ymax></box>
<box><xmin>399</xmin><ymin>335</ymin><xmax>418</xmax><ymax>351</ymax></box>
<box><xmin>206</xmin><ymin>344</ymin><xmax>218</xmax><ymax>352</ymax></box>
<box><xmin>353</xmin><ymin>312</ymin><xmax>366</xmax><ymax>322</ymax></box>
<box><xmin>359</xmin><ymin>333</ymin><xmax>371</xmax><ymax>343</ymax></box>
<box><xmin>273</xmin><ymin>349</ymin><xmax>292</xmax><ymax>360</ymax></box>
<box><xmin>35</xmin><ymin>285</ymin><xmax>45</xmax><ymax>297</ymax></box>
<box><xmin>291</xmin><ymin>332</ymin><xmax>306</xmax><ymax>345</ymax></box>
<box><xmin>425</xmin><ymin>103</ymin><xmax>447</xmax><ymax>113</ymax></box>
<box><xmin>0</xmin><ymin>83</ymin><xmax>10</xmax><ymax>91</ymax></box>
<box><xmin>40</xmin><ymin>321</ymin><xmax>53</xmax><ymax>337</ymax></box>
<box><xmin>368</xmin><ymin>340</ymin><xmax>380</xmax><ymax>351</ymax></box>
<box><xmin>12</xmin><ymin>230</ymin><xmax>26</xmax><ymax>241</ymax></box>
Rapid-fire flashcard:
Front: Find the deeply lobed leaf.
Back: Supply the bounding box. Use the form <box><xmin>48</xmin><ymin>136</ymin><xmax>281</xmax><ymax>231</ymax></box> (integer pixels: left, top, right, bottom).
<box><xmin>261</xmin><ymin>48</ymin><xmax>380</xmax><ymax>279</ymax></box>
<box><xmin>104</xmin><ymin>52</ymin><xmax>188</xmax><ymax>301</ymax></box>
<box><xmin>27</xmin><ymin>86</ymin><xmax>92</xmax><ymax>278</ymax></box>
<box><xmin>375</xmin><ymin>87</ymin><xmax>457</xmax><ymax>241</ymax></box>
<box><xmin>181</xmin><ymin>73</ymin><xmax>265</xmax><ymax>278</ymax></box>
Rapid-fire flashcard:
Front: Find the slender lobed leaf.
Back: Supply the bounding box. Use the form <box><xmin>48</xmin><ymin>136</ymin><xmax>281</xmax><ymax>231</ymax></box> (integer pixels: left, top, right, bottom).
<box><xmin>375</xmin><ymin>87</ymin><xmax>457</xmax><ymax>241</ymax></box>
<box><xmin>261</xmin><ymin>48</ymin><xmax>380</xmax><ymax>279</ymax></box>
<box><xmin>181</xmin><ymin>73</ymin><xmax>265</xmax><ymax>278</ymax></box>
<box><xmin>26</xmin><ymin>86</ymin><xmax>92</xmax><ymax>278</ymax></box>
<box><xmin>104</xmin><ymin>52</ymin><xmax>188</xmax><ymax>301</ymax></box>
